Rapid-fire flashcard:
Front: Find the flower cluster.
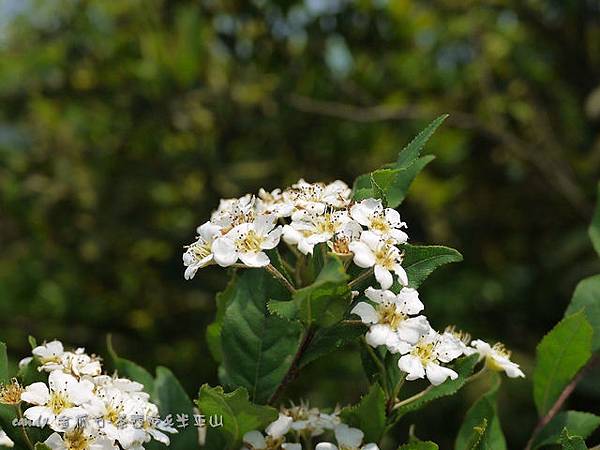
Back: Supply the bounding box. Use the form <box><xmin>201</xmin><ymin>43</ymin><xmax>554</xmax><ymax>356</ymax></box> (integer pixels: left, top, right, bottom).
<box><xmin>241</xmin><ymin>403</ymin><xmax>378</xmax><ymax>450</ymax></box>
<box><xmin>351</xmin><ymin>285</ymin><xmax>525</xmax><ymax>385</ymax></box>
<box><xmin>183</xmin><ymin>180</ymin><xmax>410</xmax><ymax>289</ymax></box>
<box><xmin>12</xmin><ymin>340</ymin><xmax>176</xmax><ymax>450</ymax></box>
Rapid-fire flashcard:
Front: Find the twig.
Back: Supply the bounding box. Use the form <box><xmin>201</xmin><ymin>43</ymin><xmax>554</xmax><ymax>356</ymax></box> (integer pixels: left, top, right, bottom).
<box><xmin>231</xmin><ymin>263</ymin><xmax>296</xmax><ymax>294</ymax></box>
<box><xmin>268</xmin><ymin>327</ymin><xmax>316</xmax><ymax>405</ymax></box>
<box><xmin>348</xmin><ymin>268</ymin><xmax>374</xmax><ymax>289</ymax></box>
<box><xmin>525</xmin><ymin>355</ymin><xmax>600</xmax><ymax>450</ymax></box>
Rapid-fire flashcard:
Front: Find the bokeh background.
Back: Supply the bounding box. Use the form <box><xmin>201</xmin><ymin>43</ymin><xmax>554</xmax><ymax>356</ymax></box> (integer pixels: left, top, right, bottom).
<box><xmin>1</xmin><ymin>0</ymin><xmax>600</xmax><ymax>447</ymax></box>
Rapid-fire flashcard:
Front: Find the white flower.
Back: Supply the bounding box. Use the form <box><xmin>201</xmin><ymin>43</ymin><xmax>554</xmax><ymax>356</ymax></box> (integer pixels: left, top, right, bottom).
<box><xmin>211</xmin><ymin>194</ymin><xmax>255</xmax><ymax>232</ymax></box>
<box><xmin>350</xmin><ymin>199</ymin><xmax>408</xmax><ymax>243</ymax></box>
<box><xmin>398</xmin><ymin>330</ymin><xmax>463</xmax><ymax>386</ymax></box>
<box><xmin>283</xmin><ymin>210</ymin><xmax>359</xmax><ymax>255</ymax></box>
<box><xmin>212</xmin><ymin>214</ymin><xmax>282</xmax><ymax>267</ymax></box>
<box><xmin>44</xmin><ymin>429</ymin><xmax>117</xmax><ymax>450</ymax></box>
<box><xmin>256</xmin><ymin>188</ymin><xmax>294</xmax><ymax>218</ymax></box>
<box><xmin>183</xmin><ymin>221</ymin><xmax>222</xmax><ymax>279</ymax></box>
<box><xmin>442</xmin><ymin>327</ymin><xmax>477</xmax><ymax>358</ymax></box>
<box><xmin>471</xmin><ymin>340</ymin><xmax>525</xmax><ymax>378</ymax></box>
<box><xmin>21</xmin><ymin>370</ymin><xmax>95</xmax><ymax>431</ymax></box>
<box><xmin>352</xmin><ymin>287</ymin><xmax>429</xmax><ymax>353</ymax></box>
<box><xmin>286</xmin><ymin>179</ymin><xmax>351</xmax><ymax>214</ymax></box>
<box><xmin>284</xmin><ymin>402</ymin><xmax>341</xmax><ymax>437</ymax></box>
<box><xmin>32</xmin><ymin>341</ymin><xmax>65</xmax><ymax>372</ymax></box>
<box><xmin>242</xmin><ymin>414</ymin><xmax>300</xmax><ymax>450</ymax></box>
<box><xmin>0</xmin><ymin>429</ymin><xmax>13</xmax><ymax>448</ymax></box>
<box><xmin>315</xmin><ymin>424</ymin><xmax>379</xmax><ymax>450</ymax></box>
<box><xmin>348</xmin><ymin>231</ymin><xmax>408</xmax><ymax>289</ymax></box>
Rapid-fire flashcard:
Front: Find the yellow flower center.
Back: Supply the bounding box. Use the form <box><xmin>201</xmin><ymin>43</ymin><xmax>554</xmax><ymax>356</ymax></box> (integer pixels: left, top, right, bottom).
<box><xmin>378</xmin><ymin>304</ymin><xmax>405</xmax><ymax>330</ymax></box>
<box><xmin>370</xmin><ymin>215</ymin><xmax>390</xmax><ymax>233</ymax></box>
<box><xmin>0</xmin><ymin>379</ymin><xmax>23</xmax><ymax>405</ymax></box>
<box><xmin>63</xmin><ymin>430</ymin><xmax>90</xmax><ymax>450</ymax></box>
<box><xmin>191</xmin><ymin>242</ymin><xmax>211</xmax><ymax>259</ymax></box>
<box><xmin>374</xmin><ymin>246</ymin><xmax>395</xmax><ymax>269</ymax></box>
<box><xmin>237</xmin><ymin>230</ymin><xmax>264</xmax><ymax>253</ymax></box>
<box><xmin>48</xmin><ymin>391</ymin><xmax>73</xmax><ymax>414</ymax></box>
<box><xmin>413</xmin><ymin>342</ymin><xmax>436</xmax><ymax>365</ymax></box>
<box><xmin>486</xmin><ymin>343</ymin><xmax>511</xmax><ymax>372</ymax></box>
<box><xmin>315</xmin><ymin>213</ymin><xmax>337</xmax><ymax>234</ymax></box>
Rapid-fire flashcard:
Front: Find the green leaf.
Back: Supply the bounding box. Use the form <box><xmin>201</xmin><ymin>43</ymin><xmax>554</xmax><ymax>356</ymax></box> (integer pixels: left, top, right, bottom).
<box><xmin>401</xmin><ymin>244</ymin><xmax>463</xmax><ymax>289</ymax></box>
<box><xmin>589</xmin><ymin>181</ymin><xmax>600</xmax><ymax>257</ymax></box>
<box><xmin>35</xmin><ymin>444</ymin><xmax>52</xmax><ymax>450</ymax></box>
<box><xmin>396</xmin><ymin>114</ymin><xmax>449</xmax><ymax>168</ymax></box>
<box><xmin>0</xmin><ymin>342</ymin><xmax>8</xmax><ymax>383</ymax></box>
<box><xmin>206</xmin><ymin>275</ymin><xmax>239</xmax><ymax>364</ymax></box>
<box><xmin>298</xmin><ymin>322</ymin><xmax>366</xmax><ymax>368</ymax></box>
<box><xmin>340</xmin><ymin>383</ymin><xmax>386</xmax><ymax>443</ymax></box>
<box><xmin>532</xmin><ymin>411</ymin><xmax>600</xmax><ymax>449</ymax></box>
<box><xmin>455</xmin><ymin>373</ymin><xmax>506</xmax><ymax>450</ymax></box>
<box><xmin>533</xmin><ymin>312</ymin><xmax>593</xmax><ymax>415</ymax></box>
<box><xmin>398</xmin><ymin>442</ymin><xmax>439</xmax><ymax>450</ymax></box>
<box><xmin>565</xmin><ymin>275</ymin><xmax>600</xmax><ymax>351</ymax></box>
<box><xmin>106</xmin><ymin>335</ymin><xmax>155</xmax><ymax>394</ymax></box>
<box><xmin>395</xmin><ymin>354</ymin><xmax>479</xmax><ymax>418</ymax></box>
<box><xmin>220</xmin><ymin>269</ymin><xmax>302</xmax><ymax>403</ymax></box>
<box><xmin>196</xmin><ymin>385</ymin><xmax>278</xmax><ymax>450</ymax></box>
<box><xmin>292</xmin><ymin>255</ymin><xmax>351</xmax><ymax>327</ymax></box>
<box><xmin>559</xmin><ymin>429</ymin><xmax>588</xmax><ymax>450</ymax></box>
<box><xmin>153</xmin><ymin>367</ymin><xmax>198</xmax><ymax>450</ymax></box>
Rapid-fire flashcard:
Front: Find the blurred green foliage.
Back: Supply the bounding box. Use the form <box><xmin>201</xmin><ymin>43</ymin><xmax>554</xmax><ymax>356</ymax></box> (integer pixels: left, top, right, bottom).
<box><xmin>1</xmin><ymin>0</ymin><xmax>599</xmax><ymax>447</ymax></box>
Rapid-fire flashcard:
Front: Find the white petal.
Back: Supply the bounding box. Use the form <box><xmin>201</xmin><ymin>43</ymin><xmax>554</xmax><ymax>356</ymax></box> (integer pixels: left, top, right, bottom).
<box><xmin>396</xmin><ymin>288</ymin><xmax>423</xmax><ymax>314</ymax></box>
<box><xmin>350</xmin><ymin>302</ymin><xmax>378</xmax><ymax>324</ymax></box>
<box><xmin>263</xmin><ymin>226</ymin><xmax>283</xmax><ymax>249</ymax></box>
<box><xmin>21</xmin><ymin>382</ymin><xmax>50</xmax><ymax>405</ymax></box>
<box><xmin>266</xmin><ymin>414</ymin><xmax>292</xmax><ymax>439</ymax></box>
<box><xmin>23</xmin><ymin>406</ymin><xmax>54</xmax><ymax>427</ymax></box>
<box><xmin>197</xmin><ymin>221</ymin><xmax>221</xmax><ymax>240</ymax></box>
<box><xmin>254</xmin><ymin>214</ymin><xmax>276</xmax><ymax>235</ymax></box>
<box><xmin>360</xmin><ymin>231</ymin><xmax>381</xmax><ymax>250</ymax></box>
<box><xmin>384</xmin><ymin>208</ymin><xmax>401</xmax><ymax>227</ymax></box>
<box><xmin>396</xmin><ymin>317</ymin><xmax>430</xmax><ymax>344</ymax></box>
<box><xmin>393</xmin><ymin>264</ymin><xmax>409</xmax><ymax>286</ymax></box>
<box><xmin>365</xmin><ymin>325</ymin><xmax>392</xmax><ymax>348</ymax></box>
<box><xmin>398</xmin><ymin>354</ymin><xmax>425</xmax><ymax>380</ymax></box>
<box><xmin>374</xmin><ymin>265</ymin><xmax>393</xmax><ymax>290</ymax></box>
<box><xmin>334</xmin><ymin>424</ymin><xmax>363</xmax><ymax>448</ymax></box>
<box><xmin>350</xmin><ymin>203</ymin><xmax>371</xmax><ymax>226</ymax></box>
<box><xmin>282</xmin><ymin>444</ymin><xmax>303</xmax><ymax>450</ymax></box>
<box><xmin>349</xmin><ymin>242</ymin><xmax>375</xmax><ymax>268</ymax></box>
<box><xmin>44</xmin><ymin>433</ymin><xmax>64</xmax><ymax>450</ymax></box>
<box><xmin>239</xmin><ymin>251</ymin><xmax>270</xmax><ymax>267</ymax></box>
<box><xmin>426</xmin><ymin>363</ymin><xmax>458</xmax><ymax>386</ymax></box>
<box><xmin>389</xmin><ymin>228</ymin><xmax>409</xmax><ymax>244</ymax></box>
<box><xmin>212</xmin><ymin>238</ymin><xmax>238</xmax><ymax>267</ymax></box>
<box><xmin>364</xmin><ymin>287</ymin><xmax>395</xmax><ymax>305</ymax></box>
<box><xmin>362</xmin><ymin>444</ymin><xmax>380</xmax><ymax>450</ymax></box>
<box><xmin>315</xmin><ymin>444</ymin><xmax>338</xmax><ymax>450</ymax></box>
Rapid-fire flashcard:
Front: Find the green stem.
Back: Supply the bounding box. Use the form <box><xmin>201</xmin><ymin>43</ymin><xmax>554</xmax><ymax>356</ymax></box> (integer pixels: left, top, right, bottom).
<box><xmin>15</xmin><ymin>404</ymin><xmax>34</xmax><ymax>450</ymax></box>
<box><xmin>348</xmin><ymin>268</ymin><xmax>374</xmax><ymax>290</ymax></box>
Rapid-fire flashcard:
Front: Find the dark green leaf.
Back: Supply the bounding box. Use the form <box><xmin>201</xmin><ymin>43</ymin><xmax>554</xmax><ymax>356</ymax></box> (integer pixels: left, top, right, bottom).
<box><xmin>395</xmin><ymin>354</ymin><xmax>479</xmax><ymax>418</ymax></box>
<box><xmin>565</xmin><ymin>275</ymin><xmax>600</xmax><ymax>351</ymax></box>
<box><xmin>455</xmin><ymin>373</ymin><xmax>506</xmax><ymax>450</ymax></box>
<box><xmin>533</xmin><ymin>312</ymin><xmax>593</xmax><ymax>415</ymax></box>
<box><xmin>153</xmin><ymin>367</ymin><xmax>198</xmax><ymax>450</ymax></box>
<box><xmin>35</xmin><ymin>444</ymin><xmax>52</xmax><ymax>450</ymax></box>
<box><xmin>220</xmin><ymin>269</ymin><xmax>302</xmax><ymax>403</ymax></box>
<box><xmin>298</xmin><ymin>322</ymin><xmax>366</xmax><ymax>368</ymax></box>
<box><xmin>532</xmin><ymin>411</ymin><xmax>600</xmax><ymax>449</ymax></box>
<box><xmin>206</xmin><ymin>275</ymin><xmax>239</xmax><ymax>364</ymax></box>
<box><xmin>402</xmin><ymin>244</ymin><xmax>463</xmax><ymax>289</ymax></box>
<box><xmin>292</xmin><ymin>255</ymin><xmax>351</xmax><ymax>327</ymax></box>
<box><xmin>196</xmin><ymin>385</ymin><xmax>278</xmax><ymax>450</ymax></box>
<box><xmin>340</xmin><ymin>383</ymin><xmax>386</xmax><ymax>443</ymax></box>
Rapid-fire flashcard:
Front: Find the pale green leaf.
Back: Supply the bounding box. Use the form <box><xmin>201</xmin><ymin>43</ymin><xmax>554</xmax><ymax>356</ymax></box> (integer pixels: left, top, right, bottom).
<box><xmin>401</xmin><ymin>244</ymin><xmax>463</xmax><ymax>289</ymax></box>
<box><xmin>532</xmin><ymin>411</ymin><xmax>600</xmax><ymax>449</ymax></box>
<box><xmin>565</xmin><ymin>275</ymin><xmax>600</xmax><ymax>351</ymax></box>
<box><xmin>455</xmin><ymin>373</ymin><xmax>506</xmax><ymax>450</ymax></box>
<box><xmin>196</xmin><ymin>385</ymin><xmax>278</xmax><ymax>450</ymax></box>
<box><xmin>0</xmin><ymin>342</ymin><xmax>8</xmax><ymax>383</ymax></box>
<box><xmin>533</xmin><ymin>312</ymin><xmax>593</xmax><ymax>415</ymax></box>
<box><xmin>340</xmin><ymin>383</ymin><xmax>386</xmax><ymax>443</ymax></box>
<box><xmin>397</xmin><ymin>442</ymin><xmax>439</xmax><ymax>450</ymax></box>
<box><xmin>559</xmin><ymin>429</ymin><xmax>588</xmax><ymax>450</ymax></box>
<box><xmin>396</xmin><ymin>114</ymin><xmax>449</xmax><ymax>168</ymax></box>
